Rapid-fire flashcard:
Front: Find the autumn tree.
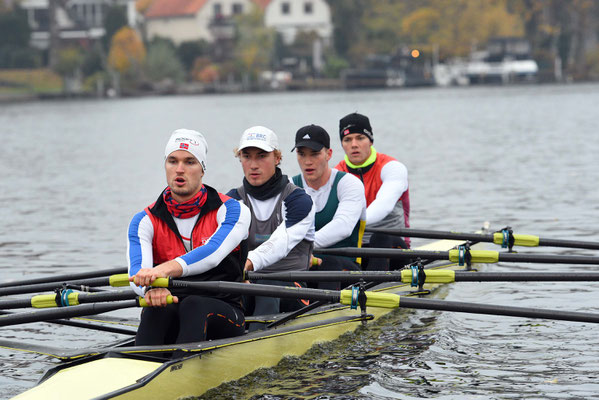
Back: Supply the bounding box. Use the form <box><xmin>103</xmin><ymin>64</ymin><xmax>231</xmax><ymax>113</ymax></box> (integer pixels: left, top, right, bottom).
<box><xmin>107</xmin><ymin>26</ymin><xmax>146</xmax><ymax>89</ymax></box>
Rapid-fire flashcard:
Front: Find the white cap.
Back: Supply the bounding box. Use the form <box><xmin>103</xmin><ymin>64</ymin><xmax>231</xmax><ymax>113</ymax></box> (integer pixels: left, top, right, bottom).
<box><xmin>238</xmin><ymin>126</ymin><xmax>279</xmax><ymax>152</ymax></box>
<box><xmin>164</xmin><ymin>129</ymin><xmax>208</xmax><ymax>171</ymax></box>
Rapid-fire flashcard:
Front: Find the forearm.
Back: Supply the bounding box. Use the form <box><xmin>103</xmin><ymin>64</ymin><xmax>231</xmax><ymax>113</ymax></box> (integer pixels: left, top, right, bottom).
<box><xmin>179</xmin><ymin>199</ymin><xmax>251</xmax><ymax>276</ymax></box>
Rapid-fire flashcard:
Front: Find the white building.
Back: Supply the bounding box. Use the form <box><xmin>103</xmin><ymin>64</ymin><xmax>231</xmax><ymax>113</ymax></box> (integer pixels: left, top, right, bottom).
<box><xmin>263</xmin><ymin>0</ymin><xmax>332</xmax><ymax>45</ymax></box>
<box><xmin>19</xmin><ymin>0</ymin><xmax>137</xmax><ymax>49</ymax></box>
<box><xmin>144</xmin><ymin>0</ymin><xmax>254</xmax><ymax>44</ymax></box>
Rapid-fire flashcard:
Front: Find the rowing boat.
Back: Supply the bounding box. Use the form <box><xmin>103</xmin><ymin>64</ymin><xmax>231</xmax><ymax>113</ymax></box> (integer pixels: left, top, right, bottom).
<box><xmin>8</xmin><ymin>237</ymin><xmax>478</xmax><ymax>400</ymax></box>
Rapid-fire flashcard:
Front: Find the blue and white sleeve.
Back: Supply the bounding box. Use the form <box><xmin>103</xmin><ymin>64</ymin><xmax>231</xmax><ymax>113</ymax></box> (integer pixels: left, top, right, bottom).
<box><xmin>176</xmin><ymin>198</ymin><xmax>251</xmax><ymax>277</ymax></box>
<box><xmin>127</xmin><ymin>211</ymin><xmax>154</xmax><ymax>296</ymax></box>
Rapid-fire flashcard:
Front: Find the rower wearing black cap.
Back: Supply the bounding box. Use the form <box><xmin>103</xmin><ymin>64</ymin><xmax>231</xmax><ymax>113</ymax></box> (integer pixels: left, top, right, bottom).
<box><xmin>336</xmin><ymin>113</ymin><xmax>411</xmax><ymax>271</ymax></box>
<box><xmin>291</xmin><ymin>124</ymin><xmax>367</xmax><ymax>289</ymax></box>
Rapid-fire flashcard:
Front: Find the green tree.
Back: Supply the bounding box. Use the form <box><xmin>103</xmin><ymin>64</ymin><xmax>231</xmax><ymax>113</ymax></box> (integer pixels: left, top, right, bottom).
<box><xmin>0</xmin><ymin>5</ymin><xmax>40</xmax><ymax>68</ymax></box>
<box><xmin>103</xmin><ymin>5</ymin><xmax>128</xmax><ymax>50</ymax></box>
<box><xmin>145</xmin><ymin>40</ymin><xmax>185</xmax><ymax>83</ymax></box>
<box><xmin>0</xmin><ymin>6</ymin><xmax>30</xmax><ymax>48</ymax></box>
<box><xmin>232</xmin><ymin>8</ymin><xmax>275</xmax><ymax>81</ymax></box>
<box><xmin>81</xmin><ymin>43</ymin><xmax>105</xmax><ymax>77</ymax></box>
<box><xmin>178</xmin><ymin>40</ymin><xmax>209</xmax><ymax>72</ymax></box>
<box><xmin>54</xmin><ymin>47</ymin><xmax>85</xmax><ymax>77</ymax></box>
<box><xmin>327</xmin><ymin>0</ymin><xmax>365</xmax><ymax>59</ymax></box>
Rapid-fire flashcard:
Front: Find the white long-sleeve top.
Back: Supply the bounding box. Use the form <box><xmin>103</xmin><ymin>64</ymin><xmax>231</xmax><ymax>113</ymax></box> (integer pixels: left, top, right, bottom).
<box><xmin>294</xmin><ymin>169</ymin><xmax>366</xmax><ymax>248</ymax></box>
<box><xmin>365</xmin><ymin>160</ymin><xmax>408</xmax><ymax>225</ymax></box>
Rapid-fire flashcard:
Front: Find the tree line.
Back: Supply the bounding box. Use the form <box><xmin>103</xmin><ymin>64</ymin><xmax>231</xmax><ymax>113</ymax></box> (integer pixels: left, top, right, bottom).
<box><xmin>1</xmin><ymin>0</ymin><xmax>598</xmax><ymax>94</ymax></box>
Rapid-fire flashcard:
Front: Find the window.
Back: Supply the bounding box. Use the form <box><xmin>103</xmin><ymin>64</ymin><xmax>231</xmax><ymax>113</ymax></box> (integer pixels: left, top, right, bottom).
<box><xmin>281</xmin><ymin>2</ymin><xmax>290</xmax><ymax>15</ymax></box>
<box><xmin>304</xmin><ymin>2</ymin><xmax>313</xmax><ymax>14</ymax></box>
<box><xmin>232</xmin><ymin>3</ymin><xmax>243</xmax><ymax>14</ymax></box>
<box><xmin>213</xmin><ymin>3</ymin><xmax>222</xmax><ymax>16</ymax></box>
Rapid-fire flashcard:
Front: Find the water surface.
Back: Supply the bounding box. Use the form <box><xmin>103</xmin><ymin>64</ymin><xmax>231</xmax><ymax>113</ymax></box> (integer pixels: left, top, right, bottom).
<box><xmin>1</xmin><ymin>83</ymin><xmax>598</xmax><ymax>398</ymax></box>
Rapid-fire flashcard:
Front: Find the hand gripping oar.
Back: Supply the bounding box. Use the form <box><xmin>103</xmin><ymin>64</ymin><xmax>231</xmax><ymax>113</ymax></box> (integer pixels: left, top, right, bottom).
<box><xmin>313</xmin><ymin>247</ymin><xmax>599</xmax><ymax>265</ymax></box>
<box><xmin>0</xmin><ymin>267</ymin><xmax>128</xmax><ymax>289</ymax></box>
<box><xmin>0</xmin><ymin>296</ymin><xmax>174</xmax><ymax>327</ymax></box>
<box><xmin>366</xmin><ymin>227</ymin><xmax>599</xmax><ymax>251</ymax></box>
<box><xmin>147</xmin><ymin>278</ymin><xmax>599</xmax><ymax>324</ymax></box>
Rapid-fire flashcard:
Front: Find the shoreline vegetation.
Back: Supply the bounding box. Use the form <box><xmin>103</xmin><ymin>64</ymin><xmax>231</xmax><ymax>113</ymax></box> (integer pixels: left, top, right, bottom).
<box><xmin>0</xmin><ymin>68</ymin><xmax>348</xmax><ymax>103</ymax></box>
<box><xmin>1</xmin><ymin>67</ymin><xmax>592</xmax><ymax>104</ymax></box>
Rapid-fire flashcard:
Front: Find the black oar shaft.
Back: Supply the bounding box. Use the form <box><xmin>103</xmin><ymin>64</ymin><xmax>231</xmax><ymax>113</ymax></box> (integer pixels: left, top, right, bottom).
<box><xmin>399</xmin><ymin>297</ymin><xmax>599</xmax><ymax>324</ymax></box>
<box><xmin>164</xmin><ymin>279</ymin><xmax>599</xmax><ymax>324</ymax></box>
<box><xmin>0</xmin><ymin>267</ymin><xmax>127</xmax><ymax>289</ymax></box>
<box><xmin>367</xmin><ymin>228</ymin><xmax>493</xmax><ymax>242</ymax></box>
<box><xmin>455</xmin><ymin>272</ymin><xmax>599</xmax><ymax>281</ymax></box>
<box><xmin>538</xmin><ymin>238</ymin><xmax>599</xmax><ymax>250</ymax></box>
<box><xmin>314</xmin><ymin>247</ymin><xmax>599</xmax><ymax>265</ymax></box>
<box><xmin>497</xmin><ymin>253</ymin><xmax>599</xmax><ymax>264</ymax></box>
<box><xmin>367</xmin><ymin>228</ymin><xmax>599</xmax><ymax>250</ymax></box>
<box><xmin>0</xmin><ymin>311</ymin><xmax>136</xmax><ymax>335</ymax></box>
<box><xmin>169</xmin><ymin>280</ymin><xmax>341</xmax><ymax>303</ymax></box>
<box><xmin>0</xmin><ymin>290</ymin><xmax>137</xmax><ymax>310</ymax></box>
<box><xmin>314</xmin><ymin>247</ymin><xmax>448</xmax><ymax>260</ymax></box>
<box><xmin>249</xmin><ymin>271</ymin><xmax>599</xmax><ymax>283</ymax></box>
<box><xmin>0</xmin><ymin>300</ymin><xmax>138</xmax><ymax>327</ymax></box>
<box><xmin>247</xmin><ymin>271</ymin><xmax>400</xmax><ymax>283</ymax></box>
<box><xmin>0</xmin><ymin>277</ymin><xmax>116</xmax><ymax>297</ymax></box>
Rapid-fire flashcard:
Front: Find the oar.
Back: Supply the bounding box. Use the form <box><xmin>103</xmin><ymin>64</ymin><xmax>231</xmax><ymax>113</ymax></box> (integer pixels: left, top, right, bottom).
<box><xmin>0</xmin><ymin>274</ymin><xmax>131</xmax><ymax>297</ymax></box>
<box><xmin>313</xmin><ymin>247</ymin><xmax>599</xmax><ymax>265</ymax></box>
<box><xmin>0</xmin><ymin>310</ymin><xmax>136</xmax><ymax>335</ymax></box>
<box><xmin>247</xmin><ymin>270</ymin><xmax>599</xmax><ymax>285</ymax></box>
<box><xmin>0</xmin><ymin>289</ymin><xmax>137</xmax><ymax>310</ymax></box>
<box><xmin>0</xmin><ymin>296</ymin><xmax>173</xmax><ymax>327</ymax></box>
<box><xmin>146</xmin><ymin>278</ymin><xmax>599</xmax><ymax>324</ymax></box>
<box><xmin>366</xmin><ymin>227</ymin><xmax>599</xmax><ymax>250</ymax></box>
<box><xmin>0</xmin><ymin>267</ymin><xmax>127</xmax><ymax>289</ymax></box>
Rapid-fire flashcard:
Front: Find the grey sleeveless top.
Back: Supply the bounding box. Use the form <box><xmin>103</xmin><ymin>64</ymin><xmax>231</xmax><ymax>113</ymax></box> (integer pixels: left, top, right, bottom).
<box><xmin>236</xmin><ymin>183</ymin><xmax>313</xmax><ymax>273</ymax></box>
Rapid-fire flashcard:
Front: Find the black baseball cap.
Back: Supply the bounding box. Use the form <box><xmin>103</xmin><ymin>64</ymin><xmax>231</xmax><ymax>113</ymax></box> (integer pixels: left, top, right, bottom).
<box><xmin>291</xmin><ymin>124</ymin><xmax>330</xmax><ymax>151</ymax></box>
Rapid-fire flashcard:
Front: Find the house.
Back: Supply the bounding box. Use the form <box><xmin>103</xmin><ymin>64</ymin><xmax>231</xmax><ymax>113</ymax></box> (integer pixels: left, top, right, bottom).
<box><xmin>19</xmin><ymin>0</ymin><xmax>138</xmax><ymax>49</ymax></box>
<box><xmin>262</xmin><ymin>0</ymin><xmax>332</xmax><ymax>45</ymax></box>
<box><xmin>144</xmin><ymin>0</ymin><xmax>254</xmax><ymax>44</ymax></box>
<box><xmin>143</xmin><ymin>0</ymin><xmax>332</xmax><ymax>46</ymax></box>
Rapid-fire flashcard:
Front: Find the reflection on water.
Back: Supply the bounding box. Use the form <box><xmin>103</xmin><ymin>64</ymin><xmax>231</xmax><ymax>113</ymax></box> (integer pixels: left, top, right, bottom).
<box><xmin>1</xmin><ymin>83</ymin><xmax>599</xmax><ymax>399</ymax></box>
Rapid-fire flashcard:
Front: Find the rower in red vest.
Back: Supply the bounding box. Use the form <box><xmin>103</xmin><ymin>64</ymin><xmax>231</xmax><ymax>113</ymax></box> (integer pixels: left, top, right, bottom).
<box><xmin>335</xmin><ymin>112</ymin><xmax>410</xmax><ymax>271</ymax></box>
<box><xmin>127</xmin><ymin>129</ymin><xmax>251</xmax><ymax>348</ymax></box>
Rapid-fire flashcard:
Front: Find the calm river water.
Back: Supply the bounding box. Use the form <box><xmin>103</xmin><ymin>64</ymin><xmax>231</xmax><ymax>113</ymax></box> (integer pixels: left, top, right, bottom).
<box><xmin>1</xmin><ymin>83</ymin><xmax>598</xmax><ymax>399</ymax></box>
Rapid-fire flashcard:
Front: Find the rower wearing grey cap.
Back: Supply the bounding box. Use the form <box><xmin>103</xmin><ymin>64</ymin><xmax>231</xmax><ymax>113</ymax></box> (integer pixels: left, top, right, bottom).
<box><xmin>291</xmin><ymin>124</ymin><xmax>366</xmax><ymax>289</ymax></box>
<box><xmin>227</xmin><ymin>126</ymin><xmax>315</xmax><ymax>328</ymax></box>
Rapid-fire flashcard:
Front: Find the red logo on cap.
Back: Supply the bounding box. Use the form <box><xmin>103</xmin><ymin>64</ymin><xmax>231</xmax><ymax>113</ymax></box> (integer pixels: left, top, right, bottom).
<box><xmin>180</xmin><ymin>143</ymin><xmax>189</xmax><ymax>150</ymax></box>
<box><xmin>343</xmin><ymin>129</ymin><xmax>350</xmax><ymax>135</ymax></box>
